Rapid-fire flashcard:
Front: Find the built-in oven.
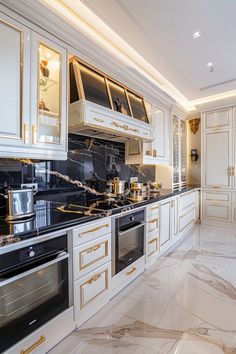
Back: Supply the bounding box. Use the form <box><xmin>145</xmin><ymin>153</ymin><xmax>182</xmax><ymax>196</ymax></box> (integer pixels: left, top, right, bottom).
<box><xmin>0</xmin><ymin>234</ymin><xmax>70</xmax><ymax>353</ymax></box>
<box><xmin>112</xmin><ymin>209</ymin><xmax>145</xmax><ymax>276</ymax></box>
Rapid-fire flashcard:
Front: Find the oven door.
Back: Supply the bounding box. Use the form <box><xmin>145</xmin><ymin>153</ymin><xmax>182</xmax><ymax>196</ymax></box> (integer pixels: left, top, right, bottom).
<box><xmin>115</xmin><ymin>222</ymin><xmax>144</xmax><ymax>274</ymax></box>
<box><xmin>0</xmin><ymin>252</ymin><xmax>69</xmax><ymax>353</ymax></box>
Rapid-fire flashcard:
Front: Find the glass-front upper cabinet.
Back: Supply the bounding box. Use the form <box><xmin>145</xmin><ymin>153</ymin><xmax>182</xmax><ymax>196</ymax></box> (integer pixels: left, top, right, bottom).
<box><xmin>31</xmin><ymin>33</ymin><xmax>67</xmax><ymax>150</ymax></box>
<box><xmin>172</xmin><ymin>115</ymin><xmax>186</xmax><ymax>189</ymax></box>
<box><xmin>0</xmin><ymin>14</ymin><xmax>30</xmax><ymax>148</ymax></box>
<box><xmin>180</xmin><ymin>120</ymin><xmax>186</xmax><ymax>184</ymax></box>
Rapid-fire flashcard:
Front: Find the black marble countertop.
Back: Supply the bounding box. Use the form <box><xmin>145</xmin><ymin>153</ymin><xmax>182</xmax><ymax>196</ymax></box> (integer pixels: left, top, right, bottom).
<box><xmin>0</xmin><ymin>185</ymin><xmax>199</xmax><ymax>248</ymax></box>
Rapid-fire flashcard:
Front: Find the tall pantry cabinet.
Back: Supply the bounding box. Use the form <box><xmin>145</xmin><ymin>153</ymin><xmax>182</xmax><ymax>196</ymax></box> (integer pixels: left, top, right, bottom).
<box><xmin>201</xmin><ymin>106</ymin><xmax>236</xmax><ymax>224</ymax></box>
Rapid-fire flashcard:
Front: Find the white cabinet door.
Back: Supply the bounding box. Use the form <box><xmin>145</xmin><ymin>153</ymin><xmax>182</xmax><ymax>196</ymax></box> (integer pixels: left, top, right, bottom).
<box><xmin>160</xmin><ymin>201</ymin><xmax>171</xmax><ymax>246</ymax></box>
<box><xmin>203</xmin><ymin>130</ymin><xmax>232</xmax><ymax>188</ymax></box>
<box><xmin>203</xmin><ymin>108</ymin><xmax>232</xmax><ymax>131</ymax></box>
<box><xmin>0</xmin><ymin>15</ymin><xmax>30</xmax><ymax>149</ymax></box>
<box><xmin>30</xmin><ymin>32</ymin><xmax>67</xmax><ymax>153</ymax></box>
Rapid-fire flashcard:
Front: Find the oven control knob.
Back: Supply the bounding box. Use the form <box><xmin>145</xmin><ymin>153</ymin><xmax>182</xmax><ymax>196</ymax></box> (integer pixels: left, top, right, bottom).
<box><xmin>130</xmin><ymin>216</ymin><xmax>134</xmax><ymax>221</ymax></box>
<box><xmin>27</xmin><ymin>247</ymin><xmax>35</xmax><ymax>258</ymax></box>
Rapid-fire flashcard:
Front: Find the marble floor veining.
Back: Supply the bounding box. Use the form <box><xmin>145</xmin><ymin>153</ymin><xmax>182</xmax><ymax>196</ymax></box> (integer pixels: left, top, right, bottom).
<box><xmin>49</xmin><ymin>224</ymin><xmax>236</xmax><ymax>354</ymax></box>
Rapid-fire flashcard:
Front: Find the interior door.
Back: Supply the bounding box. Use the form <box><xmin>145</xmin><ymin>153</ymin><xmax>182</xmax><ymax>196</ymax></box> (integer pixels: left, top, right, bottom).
<box><xmin>160</xmin><ymin>201</ymin><xmax>170</xmax><ymax>246</ymax></box>
<box><xmin>203</xmin><ymin>130</ymin><xmax>232</xmax><ymax>188</ymax></box>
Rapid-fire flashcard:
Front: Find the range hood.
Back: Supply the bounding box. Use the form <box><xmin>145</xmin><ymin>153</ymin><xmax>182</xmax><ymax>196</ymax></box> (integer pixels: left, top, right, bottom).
<box><xmin>68</xmin><ymin>58</ymin><xmax>153</xmax><ymax>142</ymax></box>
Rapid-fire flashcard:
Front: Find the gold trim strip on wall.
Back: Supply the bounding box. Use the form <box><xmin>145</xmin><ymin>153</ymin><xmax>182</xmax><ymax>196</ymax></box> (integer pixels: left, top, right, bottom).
<box><xmin>21</xmin><ymin>336</ymin><xmax>46</xmax><ymax>354</ymax></box>
<box><xmin>79</xmin><ymin>223</ymin><xmax>109</xmax><ymax>236</ymax></box>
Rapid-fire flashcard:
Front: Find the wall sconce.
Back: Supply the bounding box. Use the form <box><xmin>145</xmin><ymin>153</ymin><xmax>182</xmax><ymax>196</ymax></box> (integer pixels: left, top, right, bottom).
<box><xmin>189</xmin><ymin>118</ymin><xmax>200</xmax><ymax>134</ymax></box>
<box><xmin>190</xmin><ymin>149</ymin><xmax>199</xmax><ymax>162</ymax></box>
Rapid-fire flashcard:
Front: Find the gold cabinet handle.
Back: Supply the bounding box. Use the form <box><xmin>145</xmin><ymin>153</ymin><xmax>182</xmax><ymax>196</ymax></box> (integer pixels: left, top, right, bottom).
<box><xmin>80</xmin><ymin>224</ymin><xmax>109</xmax><ymax>236</ymax></box>
<box><xmin>24</xmin><ymin>123</ymin><xmax>29</xmax><ymax>144</ymax></box>
<box><xmin>88</xmin><ymin>272</ymin><xmax>102</xmax><ymax>284</ymax></box>
<box><xmin>111</xmin><ymin>121</ymin><xmax>139</xmax><ymax>133</ymax></box>
<box><xmin>21</xmin><ymin>336</ymin><xmax>46</xmax><ymax>354</ymax></box>
<box><xmin>212</xmin><ymin>186</ymin><xmax>221</xmax><ymax>189</ymax></box>
<box><xmin>148</xmin><ymin>237</ymin><xmax>158</xmax><ymax>244</ymax></box>
<box><xmin>152</xmin><ymin>149</ymin><xmax>157</xmax><ymax>157</ymax></box>
<box><xmin>151</xmin><ymin>206</ymin><xmax>159</xmax><ymax>211</ymax></box>
<box><xmin>149</xmin><ymin>218</ymin><xmax>158</xmax><ymax>224</ymax></box>
<box><xmin>86</xmin><ymin>244</ymin><xmax>102</xmax><ymax>254</ymax></box>
<box><xmin>126</xmin><ymin>267</ymin><xmax>136</xmax><ymax>276</ymax></box>
<box><xmin>32</xmin><ymin>125</ymin><xmax>37</xmax><ymax>144</ymax></box>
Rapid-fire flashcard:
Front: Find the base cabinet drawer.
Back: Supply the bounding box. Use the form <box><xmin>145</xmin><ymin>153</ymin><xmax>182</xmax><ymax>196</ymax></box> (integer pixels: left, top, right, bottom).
<box><xmin>146</xmin><ymin>202</ymin><xmax>159</xmax><ymax>218</ymax></box>
<box><xmin>179</xmin><ymin>207</ymin><xmax>195</xmax><ymax>233</ymax></box>
<box><xmin>147</xmin><ymin>236</ymin><xmax>159</xmax><ymax>257</ymax></box>
<box><xmin>112</xmin><ymin>256</ymin><xmax>145</xmax><ymax>297</ymax></box>
<box><xmin>73</xmin><ymin>234</ymin><xmax>111</xmax><ymax>279</ymax></box>
<box><xmin>179</xmin><ymin>192</ymin><xmax>195</xmax><ymax>213</ymax></box>
<box><xmin>5</xmin><ymin>308</ymin><xmax>74</xmax><ymax>354</ymax></box>
<box><xmin>203</xmin><ymin>203</ymin><xmax>231</xmax><ymax>221</ymax></box>
<box><xmin>147</xmin><ymin>216</ymin><xmax>159</xmax><ymax>233</ymax></box>
<box><xmin>74</xmin><ymin>262</ymin><xmax>111</xmax><ymax>326</ymax></box>
<box><xmin>73</xmin><ymin>218</ymin><xmax>111</xmax><ymax>246</ymax></box>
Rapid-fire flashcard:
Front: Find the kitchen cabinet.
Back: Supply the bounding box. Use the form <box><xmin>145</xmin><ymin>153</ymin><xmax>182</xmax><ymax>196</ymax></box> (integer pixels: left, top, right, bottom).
<box><xmin>160</xmin><ymin>200</ymin><xmax>171</xmax><ymax>248</ymax></box>
<box><xmin>201</xmin><ymin>106</ymin><xmax>236</xmax><ymax>224</ymax></box>
<box><xmin>0</xmin><ymin>14</ymin><xmax>30</xmax><ymax>150</ymax></box>
<box><xmin>179</xmin><ymin>191</ymin><xmax>196</xmax><ymax>235</ymax></box>
<box><xmin>173</xmin><ymin>115</ymin><xmax>187</xmax><ymax>190</ymax></box>
<box><xmin>145</xmin><ymin>205</ymin><xmax>160</xmax><ymax>266</ymax></box>
<box><xmin>125</xmin><ymin>102</ymin><xmax>170</xmax><ymax>165</ymax></box>
<box><xmin>30</xmin><ymin>32</ymin><xmax>67</xmax><ymax>154</ymax></box>
<box><xmin>0</xmin><ymin>13</ymin><xmax>68</xmax><ymax>160</ymax></box>
<box><xmin>202</xmin><ymin>129</ymin><xmax>232</xmax><ymax>188</ymax></box>
<box><xmin>72</xmin><ymin>218</ymin><xmax>112</xmax><ymax>327</ymax></box>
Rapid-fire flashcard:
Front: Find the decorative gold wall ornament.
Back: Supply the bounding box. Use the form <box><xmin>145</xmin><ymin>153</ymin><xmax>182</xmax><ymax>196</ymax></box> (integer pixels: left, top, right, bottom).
<box><xmin>189</xmin><ymin>118</ymin><xmax>200</xmax><ymax>134</ymax></box>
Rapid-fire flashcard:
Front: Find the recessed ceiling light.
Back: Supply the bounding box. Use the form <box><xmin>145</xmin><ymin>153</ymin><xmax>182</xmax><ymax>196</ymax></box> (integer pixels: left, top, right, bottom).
<box><xmin>192</xmin><ymin>31</ymin><xmax>201</xmax><ymax>39</ymax></box>
<box><xmin>207</xmin><ymin>62</ymin><xmax>213</xmax><ymax>67</ymax></box>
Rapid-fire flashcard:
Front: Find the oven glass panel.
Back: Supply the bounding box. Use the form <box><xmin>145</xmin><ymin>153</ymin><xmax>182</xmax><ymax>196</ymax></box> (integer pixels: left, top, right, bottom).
<box><xmin>116</xmin><ymin>224</ymin><xmax>144</xmax><ymax>273</ymax></box>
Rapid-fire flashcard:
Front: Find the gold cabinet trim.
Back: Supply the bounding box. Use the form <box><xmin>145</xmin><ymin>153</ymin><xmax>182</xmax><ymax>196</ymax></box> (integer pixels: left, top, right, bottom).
<box><xmin>21</xmin><ymin>335</ymin><xmax>46</xmax><ymax>354</ymax></box>
<box><xmin>79</xmin><ymin>240</ymin><xmax>109</xmax><ymax>270</ymax></box>
<box><xmin>80</xmin><ymin>269</ymin><xmax>109</xmax><ymax>309</ymax></box>
<box><xmin>111</xmin><ymin>121</ymin><xmax>139</xmax><ymax>133</ymax></box>
<box><xmin>148</xmin><ymin>237</ymin><xmax>159</xmax><ymax>256</ymax></box>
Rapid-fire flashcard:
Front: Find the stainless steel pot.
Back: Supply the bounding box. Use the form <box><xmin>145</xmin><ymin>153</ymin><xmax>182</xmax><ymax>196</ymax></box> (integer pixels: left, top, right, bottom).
<box><xmin>107</xmin><ymin>177</ymin><xmax>125</xmax><ymax>195</ymax></box>
<box><xmin>1</xmin><ymin>189</ymin><xmax>35</xmax><ymax>221</ymax></box>
<box><xmin>130</xmin><ymin>182</ymin><xmax>143</xmax><ymax>191</ymax></box>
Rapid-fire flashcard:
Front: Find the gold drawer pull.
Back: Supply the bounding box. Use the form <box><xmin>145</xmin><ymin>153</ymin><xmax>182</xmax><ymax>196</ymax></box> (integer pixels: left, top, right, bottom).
<box><xmin>151</xmin><ymin>206</ymin><xmax>159</xmax><ymax>210</ymax></box>
<box><xmin>80</xmin><ymin>223</ymin><xmax>109</xmax><ymax>236</ymax></box>
<box><xmin>88</xmin><ymin>273</ymin><xmax>102</xmax><ymax>284</ymax></box>
<box><xmin>21</xmin><ymin>336</ymin><xmax>46</xmax><ymax>354</ymax></box>
<box><xmin>86</xmin><ymin>244</ymin><xmax>102</xmax><ymax>254</ymax></box>
<box><xmin>148</xmin><ymin>237</ymin><xmax>158</xmax><ymax>244</ymax></box>
<box><xmin>149</xmin><ymin>218</ymin><xmax>158</xmax><ymax>224</ymax></box>
<box><xmin>126</xmin><ymin>267</ymin><xmax>136</xmax><ymax>276</ymax></box>
<box><xmin>212</xmin><ymin>186</ymin><xmax>221</xmax><ymax>189</ymax></box>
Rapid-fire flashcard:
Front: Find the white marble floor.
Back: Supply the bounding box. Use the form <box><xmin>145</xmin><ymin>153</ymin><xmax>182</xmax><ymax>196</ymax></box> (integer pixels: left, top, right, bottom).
<box><xmin>49</xmin><ymin>224</ymin><xmax>236</xmax><ymax>354</ymax></box>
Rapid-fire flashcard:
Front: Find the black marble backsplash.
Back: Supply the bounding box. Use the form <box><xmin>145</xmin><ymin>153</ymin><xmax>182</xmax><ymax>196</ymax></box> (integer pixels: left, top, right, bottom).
<box><xmin>0</xmin><ymin>134</ymin><xmax>154</xmax><ymax>194</ymax></box>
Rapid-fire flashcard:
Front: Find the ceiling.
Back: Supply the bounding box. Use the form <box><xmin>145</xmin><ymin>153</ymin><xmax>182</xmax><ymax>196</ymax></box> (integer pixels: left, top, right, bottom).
<box><xmin>78</xmin><ymin>0</ymin><xmax>236</xmax><ymax>101</ymax></box>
